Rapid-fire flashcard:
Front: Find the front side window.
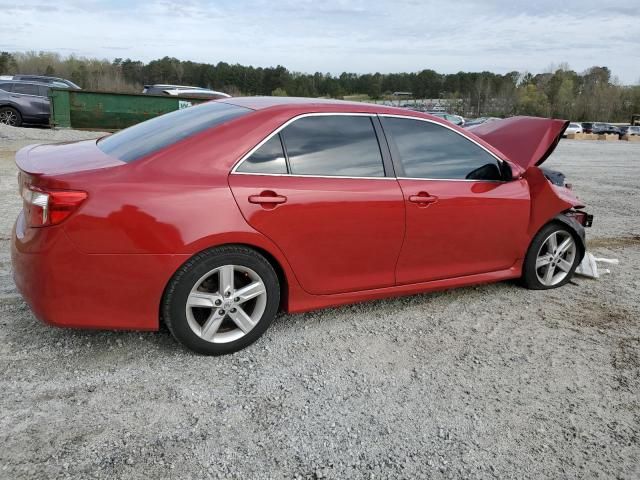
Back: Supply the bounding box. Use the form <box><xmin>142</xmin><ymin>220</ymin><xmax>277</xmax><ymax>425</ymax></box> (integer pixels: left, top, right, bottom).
<box><xmin>98</xmin><ymin>101</ymin><xmax>250</xmax><ymax>163</ymax></box>
<box><xmin>381</xmin><ymin>117</ymin><xmax>503</xmax><ymax>181</ymax></box>
<box><xmin>237</xmin><ymin>134</ymin><xmax>287</xmax><ymax>174</ymax></box>
<box><xmin>281</xmin><ymin>115</ymin><xmax>385</xmax><ymax>177</ymax></box>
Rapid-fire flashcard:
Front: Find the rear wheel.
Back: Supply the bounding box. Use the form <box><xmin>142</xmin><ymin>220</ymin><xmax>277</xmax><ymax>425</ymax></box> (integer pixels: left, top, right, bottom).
<box><xmin>522</xmin><ymin>223</ymin><xmax>580</xmax><ymax>290</ymax></box>
<box><xmin>162</xmin><ymin>246</ymin><xmax>280</xmax><ymax>355</ymax></box>
<box><xmin>0</xmin><ymin>107</ymin><xmax>22</xmax><ymax>127</ymax></box>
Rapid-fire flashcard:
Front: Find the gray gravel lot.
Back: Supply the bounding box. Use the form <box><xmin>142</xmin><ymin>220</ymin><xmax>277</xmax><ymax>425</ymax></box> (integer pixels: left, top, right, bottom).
<box><xmin>0</xmin><ymin>125</ymin><xmax>638</xmax><ymax>479</ymax></box>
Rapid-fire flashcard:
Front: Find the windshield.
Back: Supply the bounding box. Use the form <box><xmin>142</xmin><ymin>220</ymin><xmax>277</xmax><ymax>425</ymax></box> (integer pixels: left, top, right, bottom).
<box><xmin>98</xmin><ymin>102</ymin><xmax>251</xmax><ymax>162</ymax></box>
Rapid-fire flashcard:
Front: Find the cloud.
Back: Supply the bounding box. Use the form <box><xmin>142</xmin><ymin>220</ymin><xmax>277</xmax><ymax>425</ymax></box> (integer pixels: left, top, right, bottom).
<box><xmin>5</xmin><ymin>0</ymin><xmax>640</xmax><ymax>83</ymax></box>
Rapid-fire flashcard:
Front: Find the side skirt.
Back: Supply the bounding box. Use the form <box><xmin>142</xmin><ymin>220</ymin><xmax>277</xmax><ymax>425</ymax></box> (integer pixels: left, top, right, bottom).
<box><xmin>286</xmin><ymin>264</ymin><xmax>522</xmax><ymax>314</ymax></box>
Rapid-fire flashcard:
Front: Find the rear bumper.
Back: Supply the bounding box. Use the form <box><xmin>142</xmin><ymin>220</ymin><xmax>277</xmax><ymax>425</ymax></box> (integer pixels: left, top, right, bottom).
<box><xmin>11</xmin><ymin>211</ymin><xmax>188</xmax><ymax>331</ymax></box>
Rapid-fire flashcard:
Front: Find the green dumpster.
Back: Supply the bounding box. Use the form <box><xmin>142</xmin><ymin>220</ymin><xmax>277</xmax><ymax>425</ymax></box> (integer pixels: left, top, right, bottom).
<box><xmin>49</xmin><ymin>88</ymin><xmax>209</xmax><ymax>131</ymax></box>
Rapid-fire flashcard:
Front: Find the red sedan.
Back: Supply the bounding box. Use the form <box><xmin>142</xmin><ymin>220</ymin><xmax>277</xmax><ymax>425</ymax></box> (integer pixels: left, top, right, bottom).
<box><xmin>11</xmin><ymin>98</ymin><xmax>592</xmax><ymax>355</ymax></box>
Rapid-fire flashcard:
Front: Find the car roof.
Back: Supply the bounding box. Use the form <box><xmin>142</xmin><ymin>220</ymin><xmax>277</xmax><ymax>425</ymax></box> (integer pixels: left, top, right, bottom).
<box><xmin>1</xmin><ymin>80</ymin><xmax>50</xmax><ymax>87</ymax></box>
<box><xmin>219</xmin><ymin>96</ymin><xmax>429</xmax><ymax>116</ymax></box>
<box><xmin>146</xmin><ymin>84</ymin><xmax>207</xmax><ymax>89</ymax></box>
<box><xmin>15</xmin><ymin>74</ymin><xmax>59</xmax><ymax>79</ymax></box>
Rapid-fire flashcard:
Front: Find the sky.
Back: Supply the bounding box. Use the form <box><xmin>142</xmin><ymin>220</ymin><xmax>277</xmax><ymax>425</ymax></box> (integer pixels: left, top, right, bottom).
<box><xmin>2</xmin><ymin>0</ymin><xmax>639</xmax><ymax>84</ymax></box>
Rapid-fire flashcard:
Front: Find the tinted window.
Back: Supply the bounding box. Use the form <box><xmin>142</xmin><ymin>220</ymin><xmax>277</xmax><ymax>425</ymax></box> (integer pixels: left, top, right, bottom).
<box><xmin>382</xmin><ymin>117</ymin><xmax>502</xmax><ymax>181</ymax></box>
<box><xmin>98</xmin><ymin>102</ymin><xmax>250</xmax><ymax>163</ymax></box>
<box><xmin>38</xmin><ymin>86</ymin><xmax>49</xmax><ymax>97</ymax></box>
<box><xmin>281</xmin><ymin>116</ymin><xmax>384</xmax><ymax>177</ymax></box>
<box><xmin>0</xmin><ymin>83</ymin><xmax>12</xmax><ymax>92</ymax></box>
<box><xmin>12</xmin><ymin>83</ymin><xmax>40</xmax><ymax>96</ymax></box>
<box><xmin>237</xmin><ymin>134</ymin><xmax>287</xmax><ymax>174</ymax></box>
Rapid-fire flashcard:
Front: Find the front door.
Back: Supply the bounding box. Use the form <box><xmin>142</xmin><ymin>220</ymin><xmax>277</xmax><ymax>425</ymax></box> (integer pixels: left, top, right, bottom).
<box><xmin>229</xmin><ymin>114</ymin><xmax>405</xmax><ymax>295</ymax></box>
<box><xmin>380</xmin><ymin>115</ymin><xmax>530</xmax><ymax>284</ymax></box>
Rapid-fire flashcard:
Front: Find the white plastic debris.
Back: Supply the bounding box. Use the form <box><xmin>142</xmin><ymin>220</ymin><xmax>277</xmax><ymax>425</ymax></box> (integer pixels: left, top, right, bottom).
<box><xmin>575</xmin><ymin>252</ymin><xmax>619</xmax><ymax>278</ymax></box>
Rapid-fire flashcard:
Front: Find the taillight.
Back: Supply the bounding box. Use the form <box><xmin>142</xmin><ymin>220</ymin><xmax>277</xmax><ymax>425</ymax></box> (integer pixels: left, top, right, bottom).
<box><xmin>20</xmin><ymin>181</ymin><xmax>87</xmax><ymax>227</ymax></box>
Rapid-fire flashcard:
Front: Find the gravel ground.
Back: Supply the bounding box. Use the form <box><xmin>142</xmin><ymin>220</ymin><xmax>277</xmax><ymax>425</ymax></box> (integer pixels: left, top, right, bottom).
<box><xmin>0</xmin><ymin>124</ymin><xmax>638</xmax><ymax>479</ymax></box>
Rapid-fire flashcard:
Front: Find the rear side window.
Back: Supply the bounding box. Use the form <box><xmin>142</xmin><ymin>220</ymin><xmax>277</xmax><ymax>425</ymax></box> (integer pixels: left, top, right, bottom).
<box><xmin>0</xmin><ymin>83</ymin><xmax>12</xmax><ymax>92</ymax></box>
<box><xmin>12</xmin><ymin>83</ymin><xmax>39</xmax><ymax>96</ymax></box>
<box><xmin>280</xmin><ymin>115</ymin><xmax>385</xmax><ymax>177</ymax></box>
<box><xmin>382</xmin><ymin>116</ymin><xmax>503</xmax><ymax>181</ymax></box>
<box><xmin>237</xmin><ymin>134</ymin><xmax>287</xmax><ymax>174</ymax></box>
<box><xmin>98</xmin><ymin>102</ymin><xmax>250</xmax><ymax>163</ymax></box>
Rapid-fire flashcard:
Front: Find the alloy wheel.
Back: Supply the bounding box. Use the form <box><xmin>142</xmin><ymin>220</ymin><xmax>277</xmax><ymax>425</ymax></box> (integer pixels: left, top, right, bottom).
<box><xmin>0</xmin><ymin>109</ymin><xmax>18</xmax><ymax>126</ymax></box>
<box><xmin>535</xmin><ymin>231</ymin><xmax>577</xmax><ymax>287</ymax></box>
<box><xmin>185</xmin><ymin>264</ymin><xmax>267</xmax><ymax>343</ymax></box>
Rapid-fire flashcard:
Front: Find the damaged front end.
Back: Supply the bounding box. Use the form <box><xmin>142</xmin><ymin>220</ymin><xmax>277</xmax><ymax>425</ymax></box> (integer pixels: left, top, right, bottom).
<box><xmin>470</xmin><ymin>116</ymin><xmax>593</xmax><ymax>260</ymax></box>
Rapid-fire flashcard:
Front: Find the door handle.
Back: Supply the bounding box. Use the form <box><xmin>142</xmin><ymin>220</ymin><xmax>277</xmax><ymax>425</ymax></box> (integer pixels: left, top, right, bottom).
<box><xmin>409</xmin><ymin>192</ymin><xmax>438</xmax><ymax>204</ymax></box>
<box><xmin>248</xmin><ymin>192</ymin><xmax>287</xmax><ymax>205</ymax></box>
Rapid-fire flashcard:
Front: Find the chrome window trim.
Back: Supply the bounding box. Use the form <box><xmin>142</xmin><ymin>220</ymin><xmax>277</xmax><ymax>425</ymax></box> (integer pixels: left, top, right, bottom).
<box><xmin>396</xmin><ymin>176</ymin><xmax>506</xmax><ymax>183</ymax></box>
<box><xmin>232</xmin><ymin>171</ymin><xmax>397</xmax><ymax>180</ymax></box>
<box><xmin>230</xmin><ymin>111</ymin><xmax>509</xmax><ymax>183</ymax></box>
<box><xmin>230</xmin><ymin>112</ymin><xmax>385</xmax><ymax>177</ymax></box>
<box><xmin>378</xmin><ymin>113</ymin><xmax>505</xmax><ymax>165</ymax></box>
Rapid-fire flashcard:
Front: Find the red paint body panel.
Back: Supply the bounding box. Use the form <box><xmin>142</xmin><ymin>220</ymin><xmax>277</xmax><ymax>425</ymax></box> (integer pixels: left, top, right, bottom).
<box><xmin>229</xmin><ymin>174</ymin><xmax>405</xmax><ymax>294</ymax></box>
<box><xmin>10</xmin><ymin>98</ymin><xmax>587</xmax><ymax>332</ymax></box>
<box><xmin>11</xmin><ymin>211</ymin><xmax>188</xmax><ymax>330</ymax></box>
<box><xmin>16</xmin><ymin>139</ymin><xmax>120</xmax><ymax>176</ymax></box>
<box><xmin>285</xmin><ymin>266</ymin><xmax>521</xmax><ymax>314</ymax></box>
<box><xmin>395</xmin><ymin>179</ymin><xmax>530</xmax><ymax>284</ymax></box>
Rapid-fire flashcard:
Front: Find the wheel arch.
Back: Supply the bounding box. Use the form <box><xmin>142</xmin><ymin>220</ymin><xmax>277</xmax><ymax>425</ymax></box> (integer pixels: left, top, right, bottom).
<box><xmin>550</xmin><ymin>213</ymin><xmax>586</xmax><ymax>262</ymax></box>
<box><xmin>0</xmin><ymin>103</ymin><xmax>23</xmax><ymax>121</ymax></box>
<box><xmin>160</xmin><ymin>239</ymin><xmax>294</xmax><ymax>323</ymax></box>
<box><xmin>528</xmin><ymin>213</ymin><xmax>586</xmax><ymax>264</ymax></box>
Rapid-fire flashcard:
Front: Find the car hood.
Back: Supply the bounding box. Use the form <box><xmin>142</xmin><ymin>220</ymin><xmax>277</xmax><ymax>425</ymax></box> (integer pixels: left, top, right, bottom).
<box><xmin>470</xmin><ymin>116</ymin><xmax>569</xmax><ymax>170</ymax></box>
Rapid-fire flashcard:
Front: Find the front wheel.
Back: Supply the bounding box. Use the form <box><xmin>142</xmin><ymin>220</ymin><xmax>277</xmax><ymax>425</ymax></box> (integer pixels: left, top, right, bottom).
<box><xmin>162</xmin><ymin>246</ymin><xmax>280</xmax><ymax>355</ymax></box>
<box><xmin>522</xmin><ymin>223</ymin><xmax>580</xmax><ymax>290</ymax></box>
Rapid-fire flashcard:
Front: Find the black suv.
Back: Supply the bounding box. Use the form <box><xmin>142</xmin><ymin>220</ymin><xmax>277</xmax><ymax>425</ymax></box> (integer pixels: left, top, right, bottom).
<box><xmin>0</xmin><ymin>81</ymin><xmax>51</xmax><ymax>127</ymax></box>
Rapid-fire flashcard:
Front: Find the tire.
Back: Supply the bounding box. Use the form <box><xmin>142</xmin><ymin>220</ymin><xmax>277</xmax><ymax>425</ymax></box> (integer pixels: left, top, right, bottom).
<box><xmin>162</xmin><ymin>245</ymin><xmax>280</xmax><ymax>355</ymax></box>
<box><xmin>522</xmin><ymin>222</ymin><xmax>580</xmax><ymax>290</ymax></box>
<box><xmin>0</xmin><ymin>107</ymin><xmax>22</xmax><ymax>127</ymax></box>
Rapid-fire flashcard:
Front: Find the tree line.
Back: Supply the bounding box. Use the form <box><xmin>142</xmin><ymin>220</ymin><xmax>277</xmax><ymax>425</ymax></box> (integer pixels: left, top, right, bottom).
<box><xmin>1</xmin><ymin>51</ymin><xmax>638</xmax><ymax>122</ymax></box>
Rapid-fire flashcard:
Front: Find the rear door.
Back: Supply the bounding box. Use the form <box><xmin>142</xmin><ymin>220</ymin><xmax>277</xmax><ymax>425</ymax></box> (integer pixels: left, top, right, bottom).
<box><xmin>229</xmin><ymin>114</ymin><xmax>405</xmax><ymax>295</ymax></box>
<box><xmin>380</xmin><ymin>115</ymin><xmax>530</xmax><ymax>285</ymax></box>
<box><xmin>11</xmin><ymin>83</ymin><xmax>49</xmax><ymax>121</ymax></box>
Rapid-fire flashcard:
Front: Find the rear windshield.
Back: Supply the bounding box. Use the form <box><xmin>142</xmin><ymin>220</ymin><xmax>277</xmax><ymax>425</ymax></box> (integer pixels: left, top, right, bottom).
<box><xmin>98</xmin><ymin>101</ymin><xmax>251</xmax><ymax>162</ymax></box>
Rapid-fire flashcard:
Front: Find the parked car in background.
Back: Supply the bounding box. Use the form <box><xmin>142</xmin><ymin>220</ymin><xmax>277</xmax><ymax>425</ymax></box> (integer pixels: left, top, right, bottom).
<box><xmin>0</xmin><ymin>81</ymin><xmax>50</xmax><ymax>127</ymax></box>
<box><xmin>429</xmin><ymin>112</ymin><xmax>465</xmax><ymax>126</ymax></box>
<box><xmin>142</xmin><ymin>84</ymin><xmax>231</xmax><ymax>99</ymax></box>
<box><xmin>12</xmin><ymin>98</ymin><xmax>591</xmax><ymax>355</ymax></box>
<box><xmin>581</xmin><ymin>122</ymin><xmax>619</xmax><ymax>134</ymax></box>
<box><xmin>618</xmin><ymin>125</ymin><xmax>640</xmax><ymax>138</ymax></box>
<box><xmin>563</xmin><ymin>122</ymin><xmax>583</xmax><ymax>136</ymax></box>
<box><xmin>464</xmin><ymin>117</ymin><xmax>501</xmax><ymax>128</ymax></box>
<box><xmin>0</xmin><ymin>75</ymin><xmax>80</xmax><ymax>90</ymax></box>
<box><xmin>592</xmin><ymin>123</ymin><xmax>621</xmax><ymax>135</ymax></box>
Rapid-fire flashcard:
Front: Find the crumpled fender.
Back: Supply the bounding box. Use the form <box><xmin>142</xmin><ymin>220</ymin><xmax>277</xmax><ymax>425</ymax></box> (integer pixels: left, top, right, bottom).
<box><xmin>553</xmin><ymin>213</ymin><xmax>586</xmax><ymax>261</ymax></box>
<box><xmin>524</xmin><ymin>166</ymin><xmax>586</xmax><ymax>261</ymax></box>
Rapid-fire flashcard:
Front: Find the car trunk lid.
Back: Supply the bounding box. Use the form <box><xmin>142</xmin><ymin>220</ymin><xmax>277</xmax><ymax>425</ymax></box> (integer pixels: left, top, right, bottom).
<box><xmin>470</xmin><ymin>116</ymin><xmax>569</xmax><ymax>170</ymax></box>
<box><xmin>15</xmin><ymin>139</ymin><xmax>125</xmax><ymax>177</ymax></box>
